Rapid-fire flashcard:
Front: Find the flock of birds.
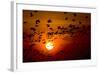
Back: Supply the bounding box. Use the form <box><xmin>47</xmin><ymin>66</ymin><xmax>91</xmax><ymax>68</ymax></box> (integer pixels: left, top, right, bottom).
<box><xmin>23</xmin><ymin>11</ymin><xmax>90</xmax><ymax>46</ymax></box>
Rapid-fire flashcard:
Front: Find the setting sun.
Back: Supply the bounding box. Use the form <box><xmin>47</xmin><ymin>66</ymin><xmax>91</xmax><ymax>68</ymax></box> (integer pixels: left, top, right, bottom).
<box><xmin>46</xmin><ymin>42</ymin><xmax>54</xmax><ymax>50</ymax></box>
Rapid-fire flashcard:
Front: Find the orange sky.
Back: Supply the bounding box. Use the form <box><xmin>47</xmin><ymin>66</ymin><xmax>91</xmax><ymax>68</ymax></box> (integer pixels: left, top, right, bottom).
<box><xmin>23</xmin><ymin>10</ymin><xmax>91</xmax><ymax>62</ymax></box>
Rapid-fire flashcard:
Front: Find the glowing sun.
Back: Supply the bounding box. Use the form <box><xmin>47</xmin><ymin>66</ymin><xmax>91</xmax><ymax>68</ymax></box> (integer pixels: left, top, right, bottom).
<box><xmin>46</xmin><ymin>42</ymin><xmax>54</xmax><ymax>50</ymax></box>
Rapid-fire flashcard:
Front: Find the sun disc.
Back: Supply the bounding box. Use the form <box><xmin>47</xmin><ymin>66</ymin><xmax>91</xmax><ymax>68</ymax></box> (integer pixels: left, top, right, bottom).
<box><xmin>46</xmin><ymin>42</ymin><xmax>54</xmax><ymax>50</ymax></box>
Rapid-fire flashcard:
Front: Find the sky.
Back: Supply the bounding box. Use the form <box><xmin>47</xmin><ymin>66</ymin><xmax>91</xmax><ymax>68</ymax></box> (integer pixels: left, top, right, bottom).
<box><xmin>23</xmin><ymin>10</ymin><xmax>91</xmax><ymax>62</ymax></box>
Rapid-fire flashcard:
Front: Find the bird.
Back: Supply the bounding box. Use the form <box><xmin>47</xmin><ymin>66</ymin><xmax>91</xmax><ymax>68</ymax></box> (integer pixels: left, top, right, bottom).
<box><xmin>30</xmin><ymin>27</ymin><xmax>36</xmax><ymax>31</ymax></box>
<box><xmin>47</xmin><ymin>19</ymin><xmax>52</xmax><ymax>23</ymax></box>
<box><xmin>24</xmin><ymin>21</ymin><xmax>27</xmax><ymax>24</ymax></box>
<box><xmin>57</xmin><ymin>26</ymin><xmax>61</xmax><ymax>29</ymax></box>
<box><xmin>34</xmin><ymin>11</ymin><xmax>38</xmax><ymax>12</ymax></box>
<box><xmin>79</xmin><ymin>21</ymin><xmax>82</xmax><ymax>24</ymax></box>
<box><xmin>65</xmin><ymin>17</ymin><xmax>68</xmax><ymax>20</ymax></box>
<box><xmin>36</xmin><ymin>20</ymin><xmax>40</xmax><ymax>24</ymax></box>
<box><xmin>49</xmin><ymin>28</ymin><xmax>53</xmax><ymax>31</ymax></box>
<box><xmin>47</xmin><ymin>24</ymin><xmax>50</xmax><ymax>27</ymax></box>
<box><xmin>30</xmin><ymin>12</ymin><xmax>33</xmax><ymax>17</ymax></box>
<box><xmin>73</xmin><ymin>13</ymin><xmax>77</xmax><ymax>17</ymax></box>
<box><xmin>64</xmin><ymin>12</ymin><xmax>67</xmax><ymax>14</ymax></box>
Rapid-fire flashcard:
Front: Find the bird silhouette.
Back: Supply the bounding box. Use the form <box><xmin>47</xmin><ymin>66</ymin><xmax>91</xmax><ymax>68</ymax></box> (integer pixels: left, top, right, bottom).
<box><xmin>47</xmin><ymin>19</ymin><xmax>52</xmax><ymax>23</ymax></box>
<box><xmin>36</xmin><ymin>20</ymin><xmax>40</xmax><ymax>24</ymax></box>
<box><xmin>47</xmin><ymin>24</ymin><xmax>50</xmax><ymax>27</ymax></box>
<box><xmin>30</xmin><ymin>12</ymin><xmax>33</xmax><ymax>17</ymax></box>
<box><xmin>34</xmin><ymin>11</ymin><xmax>38</xmax><ymax>12</ymax></box>
<box><xmin>30</xmin><ymin>27</ymin><xmax>36</xmax><ymax>31</ymax></box>
<box><xmin>65</xmin><ymin>17</ymin><xmax>68</xmax><ymax>20</ymax></box>
<box><xmin>73</xmin><ymin>13</ymin><xmax>77</xmax><ymax>17</ymax></box>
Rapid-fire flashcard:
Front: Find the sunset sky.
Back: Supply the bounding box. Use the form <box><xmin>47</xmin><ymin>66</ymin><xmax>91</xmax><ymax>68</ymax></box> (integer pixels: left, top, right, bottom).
<box><xmin>23</xmin><ymin>10</ymin><xmax>91</xmax><ymax>62</ymax></box>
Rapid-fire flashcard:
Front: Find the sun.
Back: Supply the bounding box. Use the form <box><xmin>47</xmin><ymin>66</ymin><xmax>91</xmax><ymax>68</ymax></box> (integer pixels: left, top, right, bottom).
<box><xmin>46</xmin><ymin>42</ymin><xmax>54</xmax><ymax>50</ymax></box>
